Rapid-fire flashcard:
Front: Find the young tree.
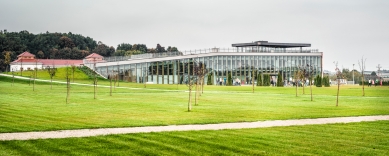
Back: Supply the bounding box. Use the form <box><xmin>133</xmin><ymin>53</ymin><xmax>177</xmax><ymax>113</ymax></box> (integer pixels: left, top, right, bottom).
<box><xmin>294</xmin><ymin>69</ymin><xmax>303</xmax><ymax>97</ymax></box>
<box><xmin>109</xmin><ymin>71</ymin><xmax>113</xmax><ymax>96</ymax></box>
<box><xmin>306</xmin><ymin>65</ymin><xmax>315</xmax><ymax>101</ymax></box>
<box><xmin>33</xmin><ymin>59</ymin><xmax>38</xmax><ymax>91</ymax></box>
<box><xmin>4</xmin><ymin>51</ymin><xmax>11</xmax><ymax>73</ymax></box>
<box><xmin>93</xmin><ymin>58</ymin><xmax>98</xmax><ymax>99</ymax></box>
<box><xmin>334</xmin><ymin>62</ymin><xmax>343</xmax><ymax>107</ymax></box>
<box><xmin>358</xmin><ymin>56</ymin><xmax>367</xmax><ymax>96</ymax></box>
<box><xmin>71</xmin><ymin>64</ymin><xmax>76</xmax><ymax>82</ymax></box>
<box><xmin>11</xmin><ymin>67</ymin><xmax>15</xmax><ymax>86</ymax></box>
<box><xmin>186</xmin><ymin>62</ymin><xmax>198</xmax><ymax>112</ymax></box>
<box><xmin>298</xmin><ymin>65</ymin><xmax>307</xmax><ymax>94</ymax></box>
<box><xmin>252</xmin><ymin>69</ymin><xmax>257</xmax><ymax>93</ymax></box>
<box><xmin>66</xmin><ymin>65</ymin><xmax>71</xmax><ymax>104</ymax></box>
<box><xmin>47</xmin><ymin>66</ymin><xmax>56</xmax><ymax>89</ymax></box>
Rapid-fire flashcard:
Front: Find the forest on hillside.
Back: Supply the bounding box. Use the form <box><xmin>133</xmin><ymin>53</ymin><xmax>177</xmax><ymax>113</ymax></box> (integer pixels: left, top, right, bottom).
<box><xmin>0</xmin><ymin>30</ymin><xmax>178</xmax><ymax>72</ymax></box>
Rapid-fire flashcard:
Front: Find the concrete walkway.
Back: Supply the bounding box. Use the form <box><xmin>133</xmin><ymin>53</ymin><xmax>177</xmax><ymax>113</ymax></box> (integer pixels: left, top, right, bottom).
<box><xmin>1</xmin><ymin>115</ymin><xmax>388</xmax><ymax>141</ymax></box>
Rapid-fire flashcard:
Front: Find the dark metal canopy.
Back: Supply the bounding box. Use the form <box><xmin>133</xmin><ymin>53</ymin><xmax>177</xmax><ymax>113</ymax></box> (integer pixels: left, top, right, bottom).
<box><xmin>232</xmin><ymin>41</ymin><xmax>311</xmax><ymax>48</ymax></box>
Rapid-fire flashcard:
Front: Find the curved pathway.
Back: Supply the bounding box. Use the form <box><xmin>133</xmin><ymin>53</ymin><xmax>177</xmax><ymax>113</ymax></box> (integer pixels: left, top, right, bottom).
<box><xmin>1</xmin><ymin>115</ymin><xmax>388</xmax><ymax>141</ymax></box>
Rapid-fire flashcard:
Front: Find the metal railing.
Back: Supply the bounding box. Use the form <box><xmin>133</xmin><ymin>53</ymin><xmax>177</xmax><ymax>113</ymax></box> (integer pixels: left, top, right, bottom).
<box><xmin>84</xmin><ymin>47</ymin><xmax>320</xmax><ymax>63</ymax></box>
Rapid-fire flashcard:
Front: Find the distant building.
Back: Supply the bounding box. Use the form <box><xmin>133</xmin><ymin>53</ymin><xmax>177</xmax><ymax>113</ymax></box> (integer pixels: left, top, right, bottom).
<box><xmin>87</xmin><ymin>40</ymin><xmax>323</xmax><ymax>85</ymax></box>
<box><xmin>9</xmin><ymin>52</ymin><xmax>100</xmax><ymax>71</ymax></box>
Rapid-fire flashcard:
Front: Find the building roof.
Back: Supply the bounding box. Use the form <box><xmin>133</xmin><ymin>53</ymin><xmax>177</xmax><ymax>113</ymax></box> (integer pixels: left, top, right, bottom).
<box><xmin>85</xmin><ymin>53</ymin><xmax>104</xmax><ymax>59</ymax></box>
<box><xmin>39</xmin><ymin>59</ymin><xmax>83</xmax><ymax>66</ymax></box>
<box><xmin>232</xmin><ymin>41</ymin><xmax>311</xmax><ymax>48</ymax></box>
<box><xmin>17</xmin><ymin>51</ymin><xmax>35</xmax><ymax>57</ymax></box>
<box><xmin>11</xmin><ymin>59</ymin><xmax>83</xmax><ymax>66</ymax></box>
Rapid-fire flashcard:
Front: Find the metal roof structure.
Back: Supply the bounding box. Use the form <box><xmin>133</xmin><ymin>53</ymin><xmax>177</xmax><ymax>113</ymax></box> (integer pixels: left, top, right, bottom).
<box><xmin>232</xmin><ymin>41</ymin><xmax>311</xmax><ymax>48</ymax></box>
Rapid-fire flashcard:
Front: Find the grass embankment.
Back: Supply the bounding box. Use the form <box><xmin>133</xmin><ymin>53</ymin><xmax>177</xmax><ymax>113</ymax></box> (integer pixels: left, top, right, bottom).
<box><xmin>1</xmin><ymin>73</ymin><xmax>388</xmax><ymax>133</ymax></box>
<box><xmin>0</xmin><ymin>121</ymin><xmax>388</xmax><ymax>155</ymax></box>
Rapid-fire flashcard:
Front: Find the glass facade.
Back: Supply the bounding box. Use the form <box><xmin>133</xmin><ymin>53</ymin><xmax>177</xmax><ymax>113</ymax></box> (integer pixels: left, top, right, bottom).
<box><xmin>95</xmin><ymin>53</ymin><xmax>322</xmax><ymax>85</ymax></box>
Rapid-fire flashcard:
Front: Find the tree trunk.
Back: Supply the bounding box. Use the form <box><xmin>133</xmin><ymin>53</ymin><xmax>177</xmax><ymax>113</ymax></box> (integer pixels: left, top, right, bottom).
<box><xmin>50</xmin><ymin>77</ymin><xmax>52</xmax><ymax>89</ymax></box>
<box><xmin>94</xmin><ymin>78</ymin><xmax>96</xmax><ymax>99</ymax></box>
<box><xmin>188</xmin><ymin>81</ymin><xmax>192</xmax><ymax>112</ymax></box>
<box><xmin>195</xmin><ymin>81</ymin><xmax>198</xmax><ymax>106</ymax></box>
<box><xmin>202</xmin><ymin>76</ymin><xmax>204</xmax><ymax>94</ymax></box>
<box><xmin>295</xmin><ymin>80</ymin><xmax>298</xmax><ymax>97</ymax></box>
<box><xmin>310</xmin><ymin>80</ymin><xmax>313</xmax><ymax>101</ymax></box>
<box><xmin>12</xmin><ymin>73</ymin><xmax>14</xmax><ymax>86</ymax></box>
<box><xmin>336</xmin><ymin>79</ymin><xmax>340</xmax><ymax>107</ymax></box>
<box><xmin>66</xmin><ymin>72</ymin><xmax>70</xmax><ymax>104</ymax></box>
<box><xmin>33</xmin><ymin>72</ymin><xmax>35</xmax><ymax>91</ymax></box>
<box><xmin>362</xmin><ymin>76</ymin><xmax>365</xmax><ymax>96</ymax></box>
<box><xmin>110</xmin><ymin>75</ymin><xmax>112</xmax><ymax>96</ymax></box>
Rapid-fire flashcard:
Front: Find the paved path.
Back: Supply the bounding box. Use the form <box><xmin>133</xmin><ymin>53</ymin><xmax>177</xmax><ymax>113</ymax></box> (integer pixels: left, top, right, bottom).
<box><xmin>1</xmin><ymin>115</ymin><xmax>388</xmax><ymax>141</ymax></box>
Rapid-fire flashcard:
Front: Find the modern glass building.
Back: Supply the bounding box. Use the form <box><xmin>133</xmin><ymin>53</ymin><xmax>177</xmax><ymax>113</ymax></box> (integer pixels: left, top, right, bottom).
<box><xmin>85</xmin><ymin>41</ymin><xmax>323</xmax><ymax>85</ymax></box>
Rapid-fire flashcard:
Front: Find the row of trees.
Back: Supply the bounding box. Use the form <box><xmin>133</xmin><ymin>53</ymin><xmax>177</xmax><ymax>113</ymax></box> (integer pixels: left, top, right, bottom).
<box><xmin>0</xmin><ymin>30</ymin><xmax>180</xmax><ymax>72</ymax></box>
<box><xmin>113</xmin><ymin>43</ymin><xmax>179</xmax><ymax>56</ymax></box>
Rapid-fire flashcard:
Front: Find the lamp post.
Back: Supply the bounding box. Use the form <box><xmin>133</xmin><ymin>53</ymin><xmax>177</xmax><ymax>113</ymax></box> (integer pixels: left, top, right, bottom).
<box><xmin>353</xmin><ymin>64</ymin><xmax>355</xmax><ymax>85</ymax></box>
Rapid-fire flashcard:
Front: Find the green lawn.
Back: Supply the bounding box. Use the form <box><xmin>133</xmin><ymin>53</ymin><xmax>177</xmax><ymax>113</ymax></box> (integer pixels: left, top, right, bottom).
<box><xmin>1</xmin><ymin>75</ymin><xmax>388</xmax><ymax>133</ymax></box>
<box><xmin>1</xmin><ymin>121</ymin><xmax>388</xmax><ymax>155</ymax></box>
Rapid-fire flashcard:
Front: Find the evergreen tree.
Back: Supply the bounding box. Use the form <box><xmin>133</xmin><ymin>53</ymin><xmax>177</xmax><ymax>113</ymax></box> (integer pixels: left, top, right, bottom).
<box><xmin>323</xmin><ymin>76</ymin><xmax>330</xmax><ymax>87</ymax></box>
<box><xmin>315</xmin><ymin>75</ymin><xmax>323</xmax><ymax>87</ymax></box>
<box><xmin>207</xmin><ymin>73</ymin><xmax>213</xmax><ymax>85</ymax></box>
<box><xmin>257</xmin><ymin>72</ymin><xmax>263</xmax><ymax>86</ymax></box>
<box><xmin>277</xmin><ymin>72</ymin><xmax>283</xmax><ymax>87</ymax></box>
<box><xmin>226</xmin><ymin>72</ymin><xmax>232</xmax><ymax>86</ymax></box>
<box><xmin>263</xmin><ymin>74</ymin><xmax>270</xmax><ymax>86</ymax></box>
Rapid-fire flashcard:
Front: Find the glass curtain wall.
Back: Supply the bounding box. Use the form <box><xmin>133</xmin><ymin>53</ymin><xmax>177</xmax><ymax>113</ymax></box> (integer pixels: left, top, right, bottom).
<box><xmin>96</xmin><ymin>55</ymin><xmax>322</xmax><ymax>85</ymax></box>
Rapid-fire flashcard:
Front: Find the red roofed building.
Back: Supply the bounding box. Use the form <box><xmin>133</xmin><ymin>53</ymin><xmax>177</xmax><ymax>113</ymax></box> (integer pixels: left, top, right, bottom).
<box><xmin>10</xmin><ymin>52</ymin><xmax>99</xmax><ymax>71</ymax></box>
<box><xmin>84</xmin><ymin>53</ymin><xmax>104</xmax><ymax>63</ymax></box>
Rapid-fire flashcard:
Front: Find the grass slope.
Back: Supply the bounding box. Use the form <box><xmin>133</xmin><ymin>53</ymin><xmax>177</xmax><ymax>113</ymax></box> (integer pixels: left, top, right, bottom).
<box><xmin>0</xmin><ymin>121</ymin><xmax>388</xmax><ymax>155</ymax></box>
<box><xmin>1</xmin><ymin>75</ymin><xmax>389</xmax><ymax>133</ymax></box>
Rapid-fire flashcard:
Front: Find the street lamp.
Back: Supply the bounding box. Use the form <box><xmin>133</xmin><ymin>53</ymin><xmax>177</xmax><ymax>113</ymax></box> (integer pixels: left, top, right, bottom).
<box><xmin>353</xmin><ymin>64</ymin><xmax>355</xmax><ymax>85</ymax></box>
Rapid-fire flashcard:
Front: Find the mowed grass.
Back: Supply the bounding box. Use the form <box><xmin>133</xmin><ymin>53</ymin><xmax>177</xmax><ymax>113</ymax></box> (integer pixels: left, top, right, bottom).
<box><xmin>1</xmin><ymin>75</ymin><xmax>389</xmax><ymax>133</ymax></box>
<box><xmin>0</xmin><ymin>121</ymin><xmax>388</xmax><ymax>155</ymax></box>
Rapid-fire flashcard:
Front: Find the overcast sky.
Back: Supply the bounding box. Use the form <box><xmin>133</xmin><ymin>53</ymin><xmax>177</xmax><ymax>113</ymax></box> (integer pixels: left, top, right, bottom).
<box><xmin>1</xmin><ymin>0</ymin><xmax>388</xmax><ymax>71</ymax></box>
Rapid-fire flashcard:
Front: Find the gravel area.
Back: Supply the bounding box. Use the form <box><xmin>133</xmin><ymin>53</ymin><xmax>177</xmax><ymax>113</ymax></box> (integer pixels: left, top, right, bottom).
<box><xmin>1</xmin><ymin>115</ymin><xmax>388</xmax><ymax>141</ymax></box>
